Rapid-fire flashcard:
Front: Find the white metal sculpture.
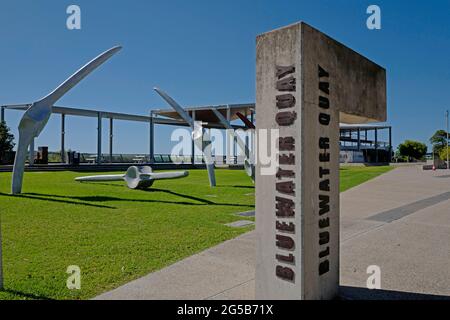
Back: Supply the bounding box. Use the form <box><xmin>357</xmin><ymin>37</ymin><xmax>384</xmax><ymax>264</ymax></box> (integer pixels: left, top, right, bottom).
<box><xmin>153</xmin><ymin>88</ymin><xmax>217</xmax><ymax>187</ymax></box>
<box><xmin>75</xmin><ymin>166</ymin><xmax>189</xmax><ymax>189</ymax></box>
<box><xmin>11</xmin><ymin>46</ymin><xmax>122</xmax><ymax>194</ymax></box>
<box><xmin>211</xmin><ymin>108</ymin><xmax>255</xmax><ymax>182</ymax></box>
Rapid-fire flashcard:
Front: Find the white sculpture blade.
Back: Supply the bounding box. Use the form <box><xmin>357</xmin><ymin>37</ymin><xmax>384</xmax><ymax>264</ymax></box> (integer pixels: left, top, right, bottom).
<box><xmin>153</xmin><ymin>87</ymin><xmax>194</xmax><ymax>127</ymax></box>
<box><xmin>211</xmin><ymin>109</ymin><xmax>255</xmax><ymax>182</ymax></box>
<box><xmin>75</xmin><ymin>174</ymin><xmax>125</xmax><ymax>182</ymax></box>
<box><xmin>153</xmin><ymin>88</ymin><xmax>216</xmax><ymax>187</ymax></box>
<box><xmin>11</xmin><ymin>46</ymin><xmax>122</xmax><ymax>194</ymax></box>
<box><xmin>75</xmin><ymin>166</ymin><xmax>189</xmax><ymax>190</ymax></box>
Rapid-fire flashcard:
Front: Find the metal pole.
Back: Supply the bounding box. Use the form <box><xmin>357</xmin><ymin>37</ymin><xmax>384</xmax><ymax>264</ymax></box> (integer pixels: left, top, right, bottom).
<box><xmin>374</xmin><ymin>128</ymin><xmax>378</xmax><ymax>163</ymax></box>
<box><xmin>357</xmin><ymin>128</ymin><xmax>361</xmax><ymax>151</ymax></box>
<box><xmin>388</xmin><ymin>126</ymin><xmax>392</xmax><ymax>163</ymax></box>
<box><xmin>446</xmin><ymin>110</ymin><xmax>450</xmax><ymax>169</ymax></box>
<box><xmin>191</xmin><ymin>110</ymin><xmax>195</xmax><ymax>164</ymax></box>
<box><xmin>61</xmin><ymin>114</ymin><xmax>66</xmax><ymax>163</ymax></box>
<box><xmin>97</xmin><ymin>112</ymin><xmax>102</xmax><ymax>165</ymax></box>
<box><xmin>150</xmin><ymin>111</ymin><xmax>155</xmax><ymax>164</ymax></box>
<box><xmin>250</xmin><ymin>110</ymin><xmax>255</xmax><ymax>161</ymax></box>
<box><xmin>109</xmin><ymin>118</ymin><xmax>113</xmax><ymax>163</ymax></box>
<box><xmin>226</xmin><ymin>107</ymin><xmax>232</xmax><ymax>164</ymax></box>
<box><xmin>0</xmin><ymin>106</ymin><xmax>5</xmax><ymax>123</ymax></box>
<box><xmin>245</xmin><ymin>110</ymin><xmax>249</xmax><ymax>159</ymax></box>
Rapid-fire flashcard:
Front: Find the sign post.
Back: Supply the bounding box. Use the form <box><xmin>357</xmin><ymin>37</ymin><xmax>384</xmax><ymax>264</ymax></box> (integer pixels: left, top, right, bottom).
<box><xmin>255</xmin><ymin>22</ymin><xmax>387</xmax><ymax>300</ymax></box>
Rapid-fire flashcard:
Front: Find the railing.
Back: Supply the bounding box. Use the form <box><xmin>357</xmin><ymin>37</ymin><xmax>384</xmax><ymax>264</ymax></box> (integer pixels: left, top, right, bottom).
<box><xmin>45</xmin><ymin>152</ymin><xmax>246</xmax><ymax>165</ymax></box>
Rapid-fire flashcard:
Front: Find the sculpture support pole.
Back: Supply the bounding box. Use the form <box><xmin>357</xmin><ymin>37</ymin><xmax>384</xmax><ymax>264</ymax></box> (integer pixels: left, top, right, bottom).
<box><xmin>201</xmin><ymin>129</ymin><xmax>216</xmax><ymax>187</ymax></box>
<box><xmin>29</xmin><ymin>138</ymin><xmax>35</xmax><ymax>166</ymax></box>
<box><xmin>12</xmin><ymin>133</ymin><xmax>32</xmax><ymax>194</ymax></box>
<box><xmin>61</xmin><ymin>114</ymin><xmax>65</xmax><ymax>163</ymax></box>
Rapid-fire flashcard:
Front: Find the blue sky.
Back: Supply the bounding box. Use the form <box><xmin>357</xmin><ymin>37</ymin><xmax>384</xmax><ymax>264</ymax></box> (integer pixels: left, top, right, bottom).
<box><xmin>0</xmin><ymin>0</ymin><xmax>449</xmax><ymax>154</ymax></box>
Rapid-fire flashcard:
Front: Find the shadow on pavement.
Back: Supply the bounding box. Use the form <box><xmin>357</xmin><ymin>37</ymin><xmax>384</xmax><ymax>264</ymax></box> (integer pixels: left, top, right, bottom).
<box><xmin>340</xmin><ymin>286</ymin><xmax>450</xmax><ymax>300</ymax></box>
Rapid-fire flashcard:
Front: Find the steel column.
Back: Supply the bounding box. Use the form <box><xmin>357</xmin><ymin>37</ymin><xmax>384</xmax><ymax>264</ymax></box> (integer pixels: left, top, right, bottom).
<box><xmin>388</xmin><ymin>126</ymin><xmax>392</xmax><ymax>163</ymax></box>
<box><xmin>191</xmin><ymin>110</ymin><xmax>195</xmax><ymax>164</ymax></box>
<box><xmin>109</xmin><ymin>118</ymin><xmax>113</xmax><ymax>163</ymax></box>
<box><xmin>97</xmin><ymin>112</ymin><xmax>102</xmax><ymax>165</ymax></box>
<box><xmin>374</xmin><ymin>128</ymin><xmax>378</xmax><ymax>163</ymax></box>
<box><xmin>226</xmin><ymin>107</ymin><xmax>232</xmax><ymax>164</ymax></box>
<box><xmin>446</xmin><ymin>111</ymin><xmax>449</xmax><ymax>169</ymax></box>
<box><xmin>357</xmin><ymin>128</ymin><xmax>361</xmax><ymax>151</ymax></box>
<box><xmin>150</xmin><ymin>111</ymin><xmax>155</xmax><ymax>163</ymax></box>
<box><xmin>61</xmin><ymin>114</ymin><xmax>66</xmax><ymax>163</ymax></box>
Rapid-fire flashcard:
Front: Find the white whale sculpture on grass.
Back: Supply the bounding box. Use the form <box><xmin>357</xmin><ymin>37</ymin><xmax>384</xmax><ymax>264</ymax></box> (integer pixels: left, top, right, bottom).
<box><xmin>154</xmin><ymin>87</ymin><xmax>217</xmax><ymax>187</ymax></box>
<box><xmin>75</xmin><ymin>166</ymin><xmax>189</xmax><ymax>189</ymax></box>
<box><xmin>11</xmin><ymin>46</ymin><xmax>122</xmax><ymax>194</ymax></box>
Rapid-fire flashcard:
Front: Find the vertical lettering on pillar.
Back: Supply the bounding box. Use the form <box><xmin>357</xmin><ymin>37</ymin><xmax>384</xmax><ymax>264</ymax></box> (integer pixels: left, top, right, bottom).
<box><xmin>317</xmin><ymin>65</ymin><xmax>331</xmax><ymax>276</ymax></box>
<box><xmin>274</xmin><ymin>65</ymin><xmax>297</xmax><ymax>282</ymax></box>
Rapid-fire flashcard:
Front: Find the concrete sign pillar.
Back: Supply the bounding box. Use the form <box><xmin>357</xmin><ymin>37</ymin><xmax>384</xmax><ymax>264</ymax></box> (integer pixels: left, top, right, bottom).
<box><xmin>255</xmin><ymin>22</ymin><xmax>386</xmax><ymax>300</ymax></box>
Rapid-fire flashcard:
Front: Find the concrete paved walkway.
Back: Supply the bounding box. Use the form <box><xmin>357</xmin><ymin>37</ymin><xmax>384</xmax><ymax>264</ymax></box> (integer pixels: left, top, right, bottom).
<box><xmin>95</xmin><ymin>165</ymin><xmax>450</xmax><ymax>300</ymax></box>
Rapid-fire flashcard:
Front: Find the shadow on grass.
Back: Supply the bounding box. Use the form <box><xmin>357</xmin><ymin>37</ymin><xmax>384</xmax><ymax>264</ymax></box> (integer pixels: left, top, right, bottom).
<box><xmin>146</xmin><ymin>188</ymin><xmax>254</xmax><ymax>208</ymax></box>
<box><xmin>0</xmin><ymin>193</ymin><xmax>116</xmax><ymax>209</ymax></box>
<box><xmin>0</xmin><ymin>288</ymin><xmax>55</xmax><ymax>300</ymax></box>
<box><xmin>23</xmin><ymin>189</ymin><xmax>254</xmax><ymax>209</ymax></box>
<box><xmin>231</xmin><ymin>185</ymin><xmax>255</xmax><ymax>189</ymax></box>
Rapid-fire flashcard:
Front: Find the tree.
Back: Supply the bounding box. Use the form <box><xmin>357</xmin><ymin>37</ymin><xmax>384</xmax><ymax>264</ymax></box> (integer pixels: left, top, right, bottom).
<box><xmin>439</xmin><ymin>146</ymin><xmax>450</xmax><ymax>162</ymax></box>
<box><xmin>430</xmin><ymin>130</ymin><xmax>449</xmax><ymax>154</ymax></box>
<box><xmin>397</xmin><ymin>140</ymin><xmax>427</xmax><ymax>161</ymax></box>
<box><xmin>0</xmin><ymin>121</ymin><xmax>15</xmax><ymax>153</ymax></box>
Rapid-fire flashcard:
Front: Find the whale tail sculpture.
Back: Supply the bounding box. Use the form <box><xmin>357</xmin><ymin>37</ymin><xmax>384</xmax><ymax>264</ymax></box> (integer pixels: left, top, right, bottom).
<box><xmin>153</xmin><ymin>87</ymin><xmax>216</xmax><ymax>187</ymax></box>
<box><xmin>210</xmin><ymin>109</ymin><xmax>255</xmax><ymax>182</ymax></box>
<box><xmin>11</xmin><ymin>46</ymin><xmax>122</xmax><ymax>194</ymax></box>
<box><xmin>75</xmin><ymin>166</ymin><xmax>189</xmax><ymax>190</ymax></box>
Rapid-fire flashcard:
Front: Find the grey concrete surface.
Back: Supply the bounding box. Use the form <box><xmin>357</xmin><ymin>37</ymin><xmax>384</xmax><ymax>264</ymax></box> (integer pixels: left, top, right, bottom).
<box><xmin>225</xmin><ymin>220</ymin><xmax>254</xmax><ymax>228</ymax></box>
<box><xmin>95</xmin><ymin>166</ymin><xmax>450</xmax><ymax>300</ymax></box>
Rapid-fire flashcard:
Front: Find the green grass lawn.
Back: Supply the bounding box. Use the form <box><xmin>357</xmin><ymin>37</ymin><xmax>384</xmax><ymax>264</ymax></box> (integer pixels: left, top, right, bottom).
<box><xmin>0</xmin><ymin>166</ymin><xmax>393</xmax><ymax>300</ymax></box>
<box><xmin>340</xmin><ymin>165</ymin><xmax>394</xmax><ymax>192</ymax></box>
